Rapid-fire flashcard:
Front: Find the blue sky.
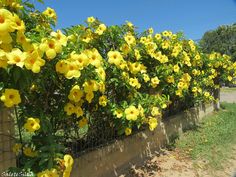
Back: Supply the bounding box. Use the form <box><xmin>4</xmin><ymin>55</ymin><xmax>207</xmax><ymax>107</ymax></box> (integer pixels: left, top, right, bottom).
<box><xmin>34</xmin><ymin>0</ymin><xmax>236</xmax><ymax>40</ymax></box>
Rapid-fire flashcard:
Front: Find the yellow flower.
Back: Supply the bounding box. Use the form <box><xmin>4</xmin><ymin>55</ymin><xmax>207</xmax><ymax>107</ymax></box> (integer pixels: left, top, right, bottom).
<box><xmin>129</xmin><ymin>77</ymin><xmax>141</xmax><ymax>89</ymax></box>
<box><xmin>23</xmin><ymin>147</ymin><xmax>37</xmax><ymax>157</ymax></box>
<box><xmin>176</xmin><ymin>90</ymin><xmax>183</xmax><ymax>97</ymax></box>
<box><xmin>129</xmin><ymin>62</ymin><xmax>141</xmax><ymax>74</ymax></box>
<box><xmin>107</xmin><ymin>50</ymin><xmax>123</xmax><ymax>66</ymax></box>
<box><xmin>85</xmin><ymin>91</ymin><xmax>94</xmax><ymax>103</ymax></box>
<box><xmin>177</xmin><ymin>81</ymin><xmax>184</xmax><ymax>89</ymax></box>
<box><xmin>0</xmin><ymin>50</ymin><xmax>8</xmax><ymax>68</ymax></box>
<box><xmin>166</xmin><ymin>76</ymin><xmax>175</xmax><ymax>84</ymax></box>
<box><xmin>125</xmin><ymin>127</ymin><xmax>132</xmax><ymax>136</ymax></box>
<box><xmin>126</xmin><ymin>21</ymin><xmax>134</xmax><ymax>28</ymax></box>
<box><xmin>138</xmin><ymin>104</ymin><xmax>145</xmax><ymax>118</ymax></box>
<box><xmin>64</xmin><ymin>154</ymin><xmax>74</xmax><ymax>168</ymax></box>
<box><xmin>75</xmin><ymin>106</ymin><xmax>84</xmax><ymax>118</ymax></box>
<box><xmin>228</xmin><ymin>76</ymin><xmax>232</xmax><ymax>81</ymax></box>
<box><xmin>87</xmin><ymin>16</ymin><xmax>95</xmax><ymax>23</ymax></box>
<box><xmin>98</xmin><ymin>81</ymin><xmax>106</xmax><ymax>93</ymax></box>
<box><xmin>24</xmin><ymin>51</ymin><xmax>45</xmax><ymax>73</ymax></box>
<box><xmin>151</xmin><ymin>77</ymin><xmax>160</xmax><ymax>88</ymax></box>
<box><xmin>70</xmin><ymin>52</ymin><xmax>90</xmax><ymax>69</ymax></box>
<box><xmin>173</xmin><ymin>64</ymin><xmax>180</xmax><ymax>73</ymax></box>
<box><xmin>11</xmin><ymin>14</ymin><xmax>25</xmax><ymax>32</ymax></box>
<box><xmin>154</xmin><ymin>33</ymin><xmax>161</xmax><ymax>40</ymax></box>
<box><xmin>191</xmin><ymin>87</ymin><xmax>197</xmax><ymax>93</ymax></box>
<box><xmin>0</xmin><ymin>88</ymin><xmax>21</xmax><ymax>107</ymax></box>
<box><xmin>64</xmin><ymin>61</ymin><xmax>81</xmax><ymax>79</ymax></box>
<box><xmin>43</xmin><ymin>7</ymin><xmax>57</xmax><ymax>21</ymax></box>
<box><xmin>37</xmin><ymin>169</ymin><xmax>59</xmax><ymax>177</ymax></box>
<box><xmin>68</xmin><ymin>85</ymin><xmax>83</xmax><ymax>103</ymax></box>
<box><xmin>134</xmin><ymin>49</ymin><xmax>141</xmax><ymax>60</ymax></box>
<box><xmin>16</xmin><ymin>31</ymin><xmax>29</xmax><ymax>45</ymax></box>
<box><xmin>56</xmin><ymin>60</ymin><xmax>68</xmax><ymax>74</ymax></box>
<box><xmin>148</xmin><ymin>28</ymin><xmax>154</xmax><ymax>34</ymax></box>
<box><xmin>0</xmin><ymin>8</ymin><xmax>14</xmax><ymax>33</ymax></box>
<box><xmin>124</xmin><ymin>33</ymin><xmax>136</xmax><ymax>46</ymax></box>
<box><xmin>85</xmin><ymin>48</ymin><xmax>103</xmax><ymax>68</ymax></box>
<box><xmin>204</xmin><ymin>92</ymin><xmax>210</xmax><ymax>98</ymax></box>
<box><xmin>78</xmin><ymin>117</ymin><xmax>88</xmax><ymax>128</ymax></box>
<box><xmin>83</xmin><ymin>80</ymin><xmax>98</xmax><ymax>93</ymax></box>
<box><xmin>161</xmin><ymin>103</ymin><xmax>167</xmax><ymax>109</ymax></box>
<box><xmin>64</xmin><ymin>102</ymin><xmax>75</xmax><ymax>116</ymax></box>
<box><xmin>114</xmin><ymin>109</ymin><xmax>123</xmax><ymax>118</ymax></box>
<box><xmin>7</xmin><ymin>48</ymin><xmax>26</xmax><ymax>68</ymax></box>
<box><xmin>120</xmin><ymin>44</ymin><xmax>131</xmax><ymax>55</ymax></box>
<box><xmin>24</xmin><ymin>117</ymin><xmax>40</xmax><ymax>132</ymax></box>
<box><xmin>0</xmin><ymin>32</ymin><xmax>12</xmax><ymax>44</ymax></box>
<box><xmin>50</xmin><ymin>30</ymin><xmax>68</xmax><ymax>46</ymax></box>
<box><xmin>96</xmin><ymin>67</ymin><xmax>106</xmax><ymax>81</ymax></box>
<box><xmin>125</xmin><ymin>105</ymin><xmax>139</xmax><ymax>121</ymax></box>
<box><xmin>151</xmin><ymin>107</ymin><xmax>161</xmax><ymax>116</ymax></box>
<box><xmin>39</xmin><ymin>39</ymin><xmax>62</xmax><ymax>60</ymax></box>
<box><xmin>148</xmin><ymin>117</ymin><xmax>158</xmax><ymax>131</ymax></box>
<box><xmin>95</xmin><ymin>24</ymin><xmax>106</xmax><ymax>35</ymax></box>
<box><xmin>99</xmin><ymin>95</ymin><xmax>108</xmax><ymax>107</ymax></box>
<box><xmin>161</xmin><ymin>40</ymin><xmax>170</xmax><ymax>49</ymax></box>
<box><xmin>143</xmin><ymin>74</ymin><xmax>150</xmax><ymax>82</ymax></box>
<box><xmin>12</xmin><ymin>143</ymin><xmax>22</xmax><ymax>155</ymax></box>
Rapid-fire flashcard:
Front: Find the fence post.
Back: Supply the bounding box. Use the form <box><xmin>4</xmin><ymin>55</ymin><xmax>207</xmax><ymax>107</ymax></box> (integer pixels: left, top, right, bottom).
<box><xmin>0</xmin><ymin>108</ymin><xmax>16</xmax><ymax>174</ymax></box>
<box><xmin>213</xmin><ymin>88</ymin><xmax>220</xmax><ymax>110</ymax></box>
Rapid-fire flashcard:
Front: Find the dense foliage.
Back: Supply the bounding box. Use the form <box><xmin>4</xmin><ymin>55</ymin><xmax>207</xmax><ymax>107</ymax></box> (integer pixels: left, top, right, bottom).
<box><xmin>199</xmin><ymin>24</ymin><xmax>236</xmax><ymax>62</ymax></box>
<box><xmin>0</xmin><ymin>0</ymin><xmax>236</xmax><ymax>176</ymax></box>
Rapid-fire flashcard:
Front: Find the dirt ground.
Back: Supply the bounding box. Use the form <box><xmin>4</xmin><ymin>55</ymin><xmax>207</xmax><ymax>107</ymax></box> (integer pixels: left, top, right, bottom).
<box><xmin>122</xmin><ymin>90</ymin><xmax>236</xmax><ymax>177</ymax></box>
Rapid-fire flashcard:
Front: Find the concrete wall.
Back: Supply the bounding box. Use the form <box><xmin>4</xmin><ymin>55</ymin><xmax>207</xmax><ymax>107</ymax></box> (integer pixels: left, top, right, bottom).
<box><xmin>0</xmin><ymin>109</ymin><xmax>16</xmax><ymax>174</ymax></box>
<box><xmin>71</xmin><ymin>103</ymin><xmax>214</xmax><ymax>177</ymax></box>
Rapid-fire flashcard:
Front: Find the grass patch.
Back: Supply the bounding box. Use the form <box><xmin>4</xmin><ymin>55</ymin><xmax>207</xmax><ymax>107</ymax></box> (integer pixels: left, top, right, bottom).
<box><xmin>221</xmin><ymin>87</ymin><xmax>236</xmax><ymax>92</ymax></box>
<box><xmin>176</xmin><ymin>102</ymin><xmax>236</xmax><ymax>169</ymax></box>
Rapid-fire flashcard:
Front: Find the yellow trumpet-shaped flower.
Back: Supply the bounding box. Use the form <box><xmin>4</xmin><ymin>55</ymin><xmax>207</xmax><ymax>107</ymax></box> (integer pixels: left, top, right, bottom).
<box><xmin>68</xmin><ymin>85</ymin><xmax>83</xmax><ymax>103</ymax></box>
<box><xmin>43</xmin><ymin>7</ymin><xmax>57</xmax><ymax>21</ymax></box>
<box><xmin>64</xmin><ymin>154</ymin><xmax>74</xmax><ymax>169</ymax></box>
<box><xmin>0</xmin><ymin>8</ymin><xmax>14</xmax><ymax>34</ymax></box>
<box><xmin>151</xmin><ymin>107</ymin><xmax>161</xmax><ymax>116</ymax></box>
<box><xmin>24</xmin><ymin>51</ymin><xmax>45</xmax><ymax>73</ymax></box>
<box><xmin>87</xmin><ymin>16</ymin><xmax>95</xmax><ymax>23</ymax></box>
<box><xmin>39</xmin><ymin>39</ymin><xmax>62</xmax><ymax>60</ymax></box>
<box><xmin>125</xmin><ymin>105</ymin><xmax>139</xmax><ymax>121</ymax></box>
<box><xmin>0</xmin><ymin>88</ymin><xmax>21</xmax><ymax>107</ymax></box>
<box><xmin>37</xmin><ymin>169</ymin><xmax>59</xmax><ymax>177</ymax></box>
<box><xmin>24</xmin><ymin>117</ymin><xmax>40</xmax><ymax>133</ymax></box>
<box><xmin>99</xmin><ymin>95</ymin><xmax>107</xmax><ymax>107</ymax></box>
<box><xmin>50</xmin><ymin>30</ymin><xmax>68</xmax><ymax>46</ymax></box>
<box><xmin>64</xmin><ymin>102</ymin><xmax>76</xmax><ymax>116</ymax></box>
<box><xmin>7</xmin><ymin>48</ymin><xmax>26</xmax><ymax>68</ymax></box>
<box><xmin>95</xmin><ymin>24</ymin><xmax>106</xmax><ymax>35</ymax></box>
<box><xmin>125</xmin><ymin>127</ymin><xmax>132</xmax><ymax>136</ymax></box>
<box><xmin>107</xmin><ymin>50</ymin><xmax>123</xmax><ymax>66</ymax></box>
<box><xmin>11</xmin><ymin>14</ymin><xmax>25</xmax><ymax>32</ymax></box>
<box><xmin>151</xmin><ymin>77</ymin><xmax>160</xmax><ymax>88</ymax></box>
<box><xmin>12</xmin><ymin>143</ymin><xmax>22</xmax><ymax>155</ymax></box>
<box><xmin>85</xmin><ymin>91</ymin><xmax>94</xmax><ymax>103</ymax></box>
<box><xmin>23</xmin><ymin>147</ymin><xmax>38</xmax><ymax>157</ymax></box>
<box><xmin>78</xmin><ymin>117</ymin><xmax>88</xmax><ymax>128</ymax></box>
<box><xmin>124</xmin><ymin>33</ymin><xmax>136</xmax><ymax>46</ymax></box>
<box><xmin>148</xmin><ymin>117</ymin><xmax>158</xmax><ymax>131</ymax></box>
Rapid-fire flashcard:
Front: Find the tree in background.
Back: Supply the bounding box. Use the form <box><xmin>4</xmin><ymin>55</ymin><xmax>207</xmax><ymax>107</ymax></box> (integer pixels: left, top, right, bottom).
<box><xmin>199</xmin><ymin>24</ymin><xmax>236</xmax><ymax>61</ymax></box>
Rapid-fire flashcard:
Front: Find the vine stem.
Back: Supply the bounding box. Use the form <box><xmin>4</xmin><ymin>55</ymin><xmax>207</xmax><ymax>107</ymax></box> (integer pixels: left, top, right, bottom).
<box><xmin>14</xmin><ymin>106</ymin><xmax>24</xmax><ymax>154</ymax></box>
